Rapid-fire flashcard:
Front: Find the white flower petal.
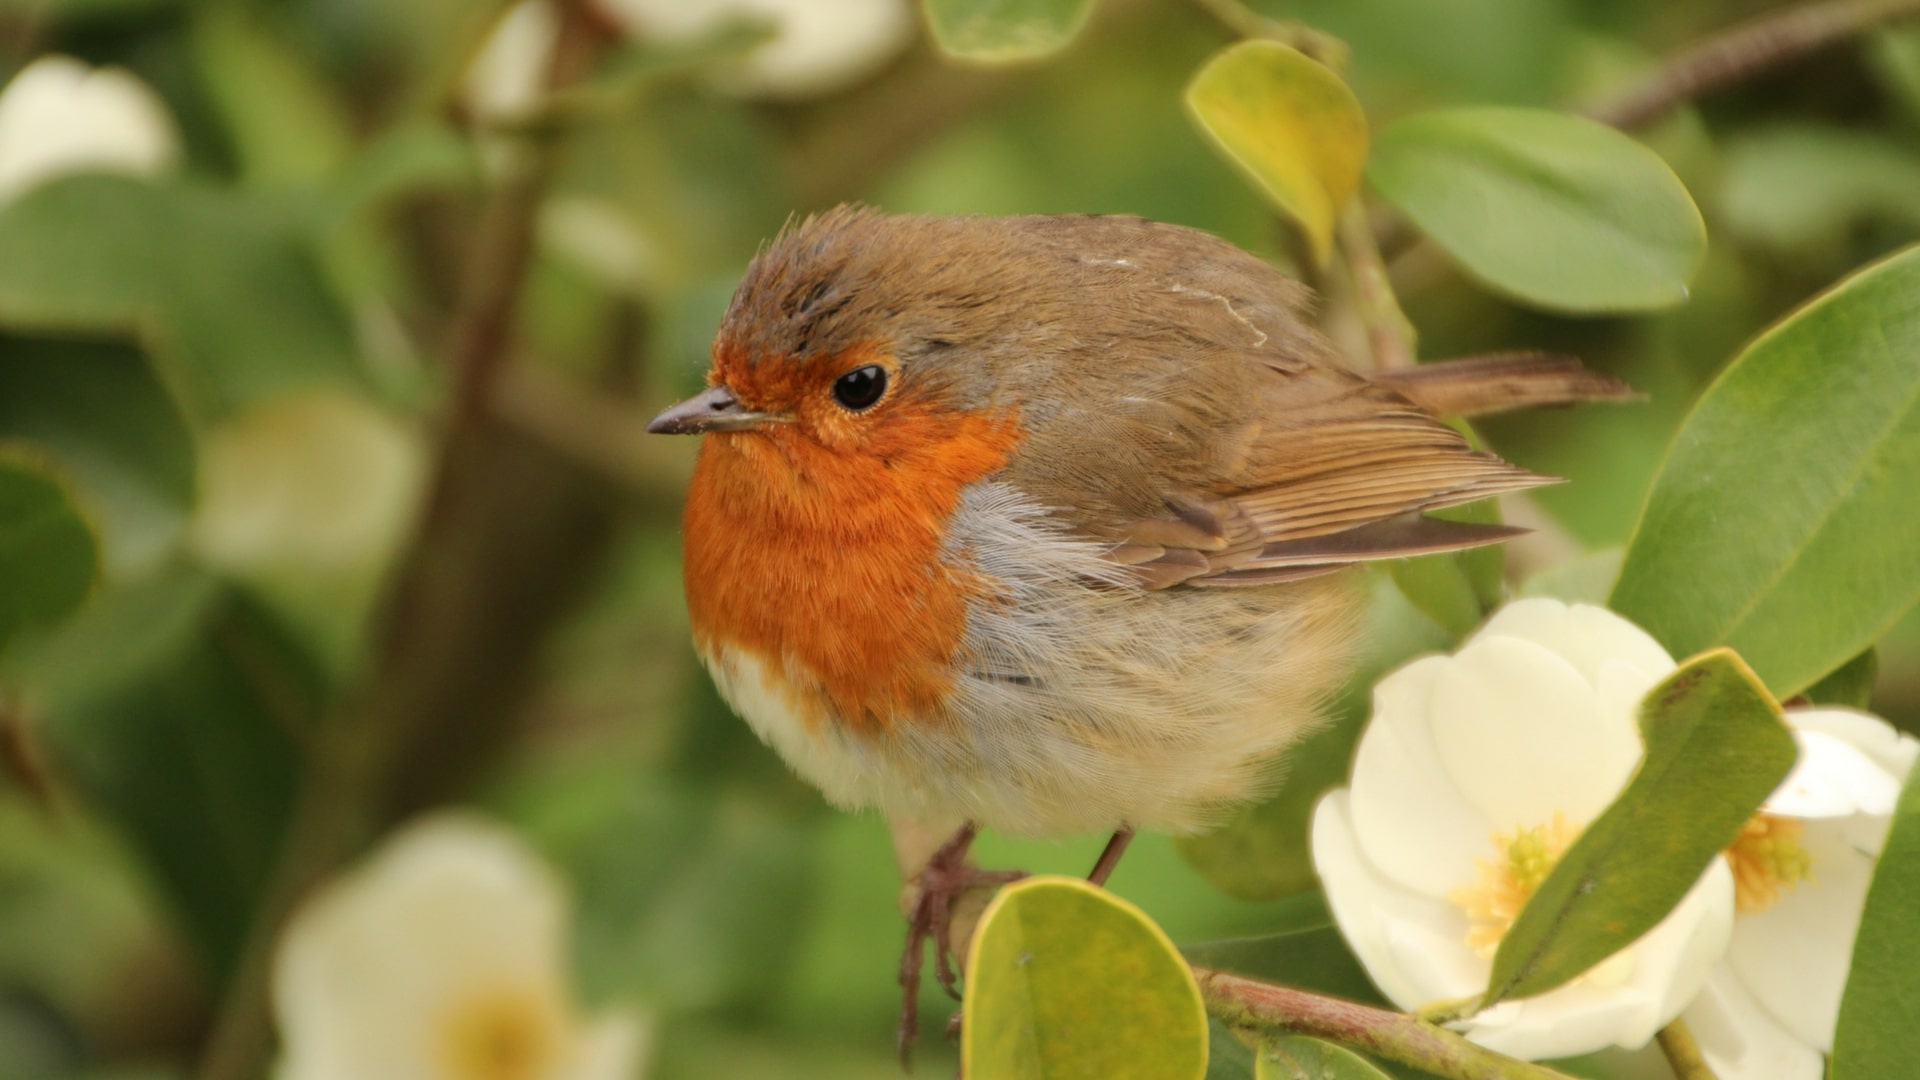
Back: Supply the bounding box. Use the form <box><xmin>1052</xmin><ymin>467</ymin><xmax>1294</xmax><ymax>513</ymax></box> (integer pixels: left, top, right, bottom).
<box><xmin>1428</xmin><ymin>634</ymin><xmax>1642</xmax><ymax>831</ymax></box>
<box><xmin>1685</xmin><ymin>965</ymin><xmax>1823</xmax><ymax>1080</ymax></box>
<box><xmin>1312</xmin><ymin>791</ymin><xmax>1478</xmax><ymax>1008</ymax></box>
<box><xmin>1766</xmin><ymin>729</ymin><xmax>1902</xmax><ymax>818</ymax></box>
<box><xmin>1467</xmin><ymin>989</ymin><xmax>1647</xmax><ymax>1061</ymax></box>
<box><xmin>1786</xmin><ymin>707</ymin><xmax>1919</xmax><ymax>787</ymax></box>
<box><xmin>598</xmin><ymin>0</ymin><xmax>915</xmax><ymax>99</ymax></box>
<box><xmin>1727</xmin><ymin>820</ymin><xmax>1874</xmax><ymax>1053</ymax></box>
<box><xmin>0</xmin><ymin>55</ymin><xmax>180</xmax><ymax>203</ymax></box>
<box><xmin>565</xmin><ymin>1011</ymin><xmax>651</xmax><ymax>1080</ymax></box>
<box><xmin>1622</xmin><ymin>858</ymin><xmax>1736</xmax><ymax>1045</ymax></box>
<box><xmin>1476</xmin><ymin>598</ymin><xmax>1676</xmax><ymax>691</ymax></box>
<box><xmin>1349</xmin><ymin>655</ymin><xmax>1497</xmax><ymax>897</ymax></box>
<box><xmin>464</xmin><ymin>0</ymin><xmax>561</xmax><ymax>123</ymax></box>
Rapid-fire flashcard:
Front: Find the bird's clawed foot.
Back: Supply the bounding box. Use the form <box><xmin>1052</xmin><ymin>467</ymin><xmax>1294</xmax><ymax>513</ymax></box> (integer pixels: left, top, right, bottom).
<box><xmin>896</xmin><ymin>822</ymin><xmax>1025</xmax><ymax>1068</ymax></box>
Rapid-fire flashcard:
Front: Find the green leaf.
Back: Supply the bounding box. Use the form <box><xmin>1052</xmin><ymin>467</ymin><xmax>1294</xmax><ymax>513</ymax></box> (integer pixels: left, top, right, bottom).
<box><xmin>193</xmin><ymin>7</ymin><xmax>355</xmax><ymax>186</ymax></box>
<box><xmin>0</xmin><ymin>451</ymin><xmax>100</xmax><ymax>654</ymax></box>
<box><xmin>1805</xmin><ymin>648</ymin><xmax>1879</xmax><ymax>710</ymax></box>
<box><xmin>1185</xmin><ymin>41</ymin><xmax>1368</xmax><ymax>264</ymax></box>
<box><xmin>0</xmin><ymin>336</ymin><xmax>196</xmax><ymax>576</ymax></box>
<box><xmin>964</xmin><ymin>876</ymin><xmax>1208</xmax><ymax>1080</ymax></box>
<box><xmin>1718</xmin><ymin>126</ymin><xmax>1920</xmax><ymax>260</ymax></box>
<box><xmin>1177</xmin><ymin>576</ymin><xmax>1450</xmax><ymax>900</ymax></box>
<box><xmin>1831</xmin><ymin>764</ymin><xmax>1920</xmax><ymax>1077</ymax></box>
<box><xmin>1259</xmin><ymin>1037</ymin><xmax>1393</xmax><ymax>1080</ymax></box>
<box><xmin>1611</xmin><ymin>244</ymin><xmax>1920</xmax><ymax>697</ymax></box>
<box><xmin>1389</xmin><ymin>498</ymin><xmax>1503</xmax><ymax>637</ymax></box>
<box><xmin>0</xmin><ymin>175</ymin><xmax>363</xmax><ymax>422</ymax></box>
<box><xmin>1367</xmin><ymin>107</ymin><xmax>1704</xmax><ymax>313</ymax></box>
<box><xmin>1484</xmin><ymin>649</ymin><xmax>1796</xmax><ymax>1005</ymax></box>
<box><xmin>20</xmin><ymin>577</ymin><xmax>313</xmax><ymax>978</ymax></box>
<box><xmin>923</xmin><ymin>0</ymin><xmax>1095</xmax><ymax>63</ymax></box>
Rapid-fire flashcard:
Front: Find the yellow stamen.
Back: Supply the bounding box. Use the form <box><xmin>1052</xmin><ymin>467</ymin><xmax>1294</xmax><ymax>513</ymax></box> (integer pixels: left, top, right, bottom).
<box><xmin>439</xmin><ymin>986</ymin><xmax>563</xmax><ymax>1080</ymax></box>
<box><xmin>1451</xmin><ymin>812</ymin><xmax>1580</xmax><ymax>956</ymax></box>
<box><xmin>1725</xmin><ymin>814</ymin><xmax>1814</xmax><ymax>913</ymax></box>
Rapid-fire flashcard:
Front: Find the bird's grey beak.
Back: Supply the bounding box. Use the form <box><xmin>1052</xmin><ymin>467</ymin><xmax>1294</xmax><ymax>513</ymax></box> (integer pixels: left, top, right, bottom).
<box><xmin>646</xmin><ymin>385</ymin><xmax>788</xmax><ymax>435</ymax></box>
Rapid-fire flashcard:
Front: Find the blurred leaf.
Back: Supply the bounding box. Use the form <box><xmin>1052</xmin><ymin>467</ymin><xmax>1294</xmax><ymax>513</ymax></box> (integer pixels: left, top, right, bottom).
<box><xmin>1518</xmin><ymin>548</ymin><xmax>1623</xmax><ymax>606</ymax></box>
<box><xmin>1205</xmin><ymin>1018</ymin><xmax>1257</xmax><ymax>1080</ymax></box>
<box><xmin>0</xmin><ymin>0</ymin><xmax>173</xmax><ymax>18</ymax></box>
<box><xmin>321</xmin><ymin>122</ymin><xmax>480</xmax><ymax>232</ymax></box>
<box><xmin>21</xmin><ymin>579</ymin><xmax>311</xmax><ymax>978</ymax></box>
<box><xmin>1389</xmin><ymin>498</ymin><xmax>1502</xmax><ymax>637</ymax></box>
<box><xmin>1185</xmin><ymin>41</ymin><xmax>1367</xmax><ymax>264</ymax></box>
<box><xmin>1485</xmin><ymin>650</ymin><xmax>1795</xmax><ymax>1006</ymax></box>
<box><xmin>1806</xmin><ymin>648</ymin><xmax>1879</xmax><ymax>710</ymax></box>
<box><xmin>923</xmin><ymin>0</ymin><xmax>1095</xmax><ymax>63</ymax></box>
<box><xmin>1368</xmin><ymin>107</ymin><xmax>1704</xmax><ymax>313</ymax></box>
<box><xmin>0</xmin><ymin>450</ymin><xmax>99</xmax><ymax>655</ymax></box>
<box><xmin>1181</xmin><ymin>891</ymin><xmax>1387</xmax><ymax>1006</ymax></box>
<box><xmin>1611</xmin><ymin>244</ymin><xmax>1920</xmax><ymax>696</ymax></box>
<box><xmin>1</xmin><ymin>561</ymin><xmax>217</xmax><ymax>701</ymax></box>
<box><xmin>0</xmin><ymin>175</ymin><xmax>363</xmax><ymax>421</ymax></box>
<box><xmin>1259</xmin><ymin>1037</ymin><xmax>1392</xmax><ymax>1080</ymax></box>
<box><xmin>1719</xmin><ymin>126</ymin><xmax>1920</xmax><ymax>260</ymax></box>
<box><xmin>1831</xmin><ymin>764</ymin><xmax>1920</xmax><ymax>1077</ymax></box>
<box><xmin>0</xmin><ymin>336</ymin><xmax>196</xmax><ymax>576</ymax></box>
<box><xmin>193</xmin><ymin>6</ymin><xmax>355</xmax><ymax>186</ymax></box>
<box><xmin>964</xmin><ymin>876</ymin><xmax>1208</xmax><ymax>1079</ymax></box>
<box><xmin>1177</xmin><ymin>577</ymin><xmax>1450</xmax><ymax>900</ymax></box>
<box><xmin>1868</xmin><ymin>25</ymin><xmax>1920</xmax><ymax>125</ymax></box>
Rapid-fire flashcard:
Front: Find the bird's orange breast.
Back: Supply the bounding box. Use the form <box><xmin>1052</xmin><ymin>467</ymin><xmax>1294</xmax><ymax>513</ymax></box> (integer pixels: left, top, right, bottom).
<box><xmin>682</xmin><ymin>399</ymin><xmax>1021</xmax><ymax>736</ymax></box>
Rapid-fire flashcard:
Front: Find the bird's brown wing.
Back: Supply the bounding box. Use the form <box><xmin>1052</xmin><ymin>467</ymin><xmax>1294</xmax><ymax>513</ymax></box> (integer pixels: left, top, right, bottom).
<box><xmin>1108</xmin><ymin>356</ymin><xmax>1626</xmax><ymax>590</ymax></box>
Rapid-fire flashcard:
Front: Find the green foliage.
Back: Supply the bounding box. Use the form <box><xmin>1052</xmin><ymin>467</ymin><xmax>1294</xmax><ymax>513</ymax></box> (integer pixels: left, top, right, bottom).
<box><xmin>1259</xmin><ymin>1037</ymin><xmax>1394</xmax><ymax>1080</ymax></box>
<box><xmin>964</xmin><ymin>876</ymin><xmax>1208</xmax><ymax>1080</ymax></box>
<box><xmin>0</xmin><ymin>451</ymin><xmax>99</xmax><ymax>654</ymax></box>
<box><xmin>1807</xmin><ymin>648</ymin><xmax>1880</xmax><ymax>709</ymax></box>
<box><xmin>1368</xmin><ymin>107</ymin><xmax>1705</xmax><ymax>313</ymax></box>
<box><xmin>0</xmin><ymin>176</ymin><xmax>363</xmax><ymax>421</ymax></box>
<box><xmin>923</xmin><ymin>0</ymin><xmax>1096</xmax><ymax>62</ymax></box>
<box><xmin>1612</xmin><ymin>244</ymin><xmax>1920</xmax><ymax>696</ymax></box>
<box><xmin>1388</xmin><ymin>498</ymin><xmax>1504</xmax><ymax>638</ymax></box>
<box><xmin>1185</xmin><ymin>41</ymin><xmax>1369</xmax><ymax>263</ymax></box>
<box><xmin>1485</xmin><ymin>650</ymin><xmax>1796</xmax><ymax>1006</ymax></box>
<box><xmin>1831</xmin><ymin>765</ymin><xmax>1920</xmax><ymax>1078</ymax></box>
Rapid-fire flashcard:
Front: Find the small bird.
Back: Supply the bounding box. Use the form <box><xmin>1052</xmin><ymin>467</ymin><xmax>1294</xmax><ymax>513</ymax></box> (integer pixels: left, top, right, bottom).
<box><xmin>648</xmin><ymin>206</ymin><xmax>1630</xmax><ymax>1053</ymax></box>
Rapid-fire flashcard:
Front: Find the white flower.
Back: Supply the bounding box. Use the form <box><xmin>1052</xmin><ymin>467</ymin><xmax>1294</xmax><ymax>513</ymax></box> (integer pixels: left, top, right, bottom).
<box><xmin>274</xmin><ymin>814</ymin><xmax>646</xmax><ymax>1080</ymax></box>
<box><xmin>0</xmin><ymin>55</ymin><xmax>180</xmax><ymax>204</ymax></box>
<box><xmin>1684</xmin><ymin>706</ymin><xmax>1917</xmax><ymax>1080</ymax></box>
<box><xmin>600</xmin><ymin>0</ymin><xmax>916</xmax><ymax>99</ymax></box>
<box><xmin>464</xmin><ymin>0</ymin><xmax>914</xmax><ymax>120</ymax></box>
<box><xmin>1311</xmin><ymin>598</ymin><xmax>1736</xmax><ymax>1060</ymax></box>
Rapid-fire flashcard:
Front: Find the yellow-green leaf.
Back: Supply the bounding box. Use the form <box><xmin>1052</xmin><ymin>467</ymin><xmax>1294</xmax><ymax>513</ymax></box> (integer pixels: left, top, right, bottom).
<box><xmin>923</xmin><ymin>0</ymin><xmax>1095</xmax><ymax>63</ymax></box>
<box><xmin>1185</xmin><ymin>41</ymin><xmax>1368</xmax><ymax>264</ymax></box>
<box><xmin>964</xmin><ymin>876</ymin><xmax>1207</xmax><ymax>1080</ymax></box>
<box><xmin>0</xmin><ymin>449</ymin><xmax>99</xmax><ymax>654</ymax></box>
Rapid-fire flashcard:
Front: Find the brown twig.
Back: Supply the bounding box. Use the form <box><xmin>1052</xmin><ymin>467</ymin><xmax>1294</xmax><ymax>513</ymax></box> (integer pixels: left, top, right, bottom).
<box><xmin>1187</xmin><ymin>0</ymin><xmax>1351</xmax><ymax>68</ymax></box>
<box><xmin>1584</xmin><ymin>0</ymin><xmax>1920</xmax><ymax>130</ymax></box>
<box><xmin>1656</xmin><ymin>1018</ymin><xmax>1721</xmax><ymax>1080</ymax></box>
<box><xmin>1195</xmin><ymin>966</ymin><xmax>1580</xmax><ymax>1080</ymax></box>
<box><xmin>1338</xmin><ymin>204</ymin><xmax>1416</xmax><ymax>371</ymax></box>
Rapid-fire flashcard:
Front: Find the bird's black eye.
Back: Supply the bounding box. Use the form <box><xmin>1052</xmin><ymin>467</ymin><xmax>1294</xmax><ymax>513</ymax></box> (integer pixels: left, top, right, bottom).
<box><xmin>831</xmin><ymin>365</ymin><xmax>888</xmax><ymax>411</ymax></box>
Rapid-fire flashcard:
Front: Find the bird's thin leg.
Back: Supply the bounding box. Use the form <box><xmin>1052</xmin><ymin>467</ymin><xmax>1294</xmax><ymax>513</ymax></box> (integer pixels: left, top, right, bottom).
<box><xmin>1087</xmin><ymin>825</ymin><xmax>1135</xmax><ymax>887</ymax></box>
<box><xmin>897</xmin><ymin>822</ymin><xmax>1024</xmax><ymax>1068</ymax></box>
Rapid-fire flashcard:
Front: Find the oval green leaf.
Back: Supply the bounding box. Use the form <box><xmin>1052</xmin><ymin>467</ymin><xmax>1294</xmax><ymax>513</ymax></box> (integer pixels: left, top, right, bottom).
<box><xmin>923</xmin><ymin>0</ymin><xmax>1094</xmax><ymax>63</ymax></box>
<box><xmin>1484</xmin><ymin>650</ymin><xmax>1795</xmax><ymax>1005</ymax></box>
<box><xmin>1368</xmin><ymin>106</ymin><xmax>1704</xmax><ymax>312</ymax></box>
<box><xmin>1611</xmin><ymin>244</ymin><xmax>1920</xmax><ymax>696</ymax></box>
<box><xmin>964</xmin><ymin>875</ymin><xmax>1208</xmax><ymax>1080</ymax></box>
<box><xmin>1258</xmin><ymin>1037</ymin><xmax>1392</xmax><ymax>1080</ymax></box>
<box><xmin>0</xmin><ymin>450</ymin><xmax>100</xmax><ymax>654</ymax></box>
<box><xmin>1831</xmin><ymin>764</ymin><xmax>1920</xmax><ymax>1077</ymax></box>
<box><xmin>1185</xmin><ymin>41</ymin><xmax>1368</xmax><ymax>264</ymax></box>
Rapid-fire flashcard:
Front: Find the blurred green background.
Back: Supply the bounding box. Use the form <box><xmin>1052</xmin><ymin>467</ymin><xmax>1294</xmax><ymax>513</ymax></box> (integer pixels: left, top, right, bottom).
<box><xmin>3</xmin><ymin>0</ymin><xmax>1920</xmax><ymax>1077</ymax></box>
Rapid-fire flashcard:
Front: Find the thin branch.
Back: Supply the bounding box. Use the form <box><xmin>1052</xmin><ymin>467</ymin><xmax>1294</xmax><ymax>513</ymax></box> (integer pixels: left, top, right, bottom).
<box><xmin>1187</xmin><ymin>0</ymin><xmax>1351</xmax><ymax>68</ymax></box>
<box><xmin>190</xmin><ymin>7</ymin><xmax>612</xmax><ymax>1080</ymax></box>
<box><xmin>1584</xmin><ymin>0</ymin><xmax>1920</xmax><ymax>130</ymax></box>
<box><xmin>1338</xmin><ymin>203</ymin><xmax>1417</xmax><ymax>371</ymax></box>
<box><xmin>1194</xmin><ymin>966</ymin><xmax>1581</xmax><ymax>1080</ymax></box>
<box><xmin>1656</xmin><ymin>1018</ymin><xmax>1720</xmax><ymax>1080</ymax></box>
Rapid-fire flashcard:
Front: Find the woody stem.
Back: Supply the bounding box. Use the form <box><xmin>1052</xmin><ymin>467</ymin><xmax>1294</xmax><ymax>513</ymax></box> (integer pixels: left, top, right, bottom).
<box><xmin>1655</xmin><ymin>1018</ymin><xmax>1721</xmax><ymax>1080</ymax></box>
<box><xmin>1339</xmin><ymin>203</ymin><xmax>1417</xmax><ymax>372</ymax></box>
<box><xmin>1193</xmin><ymin>966</ymin><xmax>1580</xmax><ymax>1080</ymax></box>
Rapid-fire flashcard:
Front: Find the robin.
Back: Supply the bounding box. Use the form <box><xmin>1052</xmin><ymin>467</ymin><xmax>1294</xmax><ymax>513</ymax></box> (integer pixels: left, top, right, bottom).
<box><xmin>647</xmin><ymin>206</ymin><xmax>1630</xmax><ymax>1055</ymax></box>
